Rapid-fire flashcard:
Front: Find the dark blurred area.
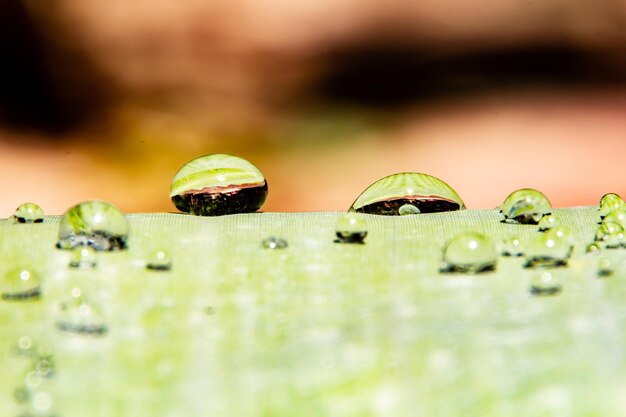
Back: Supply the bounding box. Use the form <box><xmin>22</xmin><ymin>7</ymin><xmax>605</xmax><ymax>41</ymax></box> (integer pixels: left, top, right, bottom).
<box><xmin>0</xmin><ymin>0</ymin><xmax>624</xmax><ymax>213</ymax></box>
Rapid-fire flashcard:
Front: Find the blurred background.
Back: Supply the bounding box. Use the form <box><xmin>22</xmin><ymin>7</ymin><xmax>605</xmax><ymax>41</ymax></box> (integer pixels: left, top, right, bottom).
<box><xmin>0</xmin><ymin>0</ymin><xmax>625</xmax><ymax>215</ymax></box>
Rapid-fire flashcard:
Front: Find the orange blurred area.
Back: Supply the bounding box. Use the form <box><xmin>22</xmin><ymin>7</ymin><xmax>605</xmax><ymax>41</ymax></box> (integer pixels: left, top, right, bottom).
<box><xmin>0</xmin><ymin>0</ymin><xmax>625</xmax><ymax>215</ymax></box>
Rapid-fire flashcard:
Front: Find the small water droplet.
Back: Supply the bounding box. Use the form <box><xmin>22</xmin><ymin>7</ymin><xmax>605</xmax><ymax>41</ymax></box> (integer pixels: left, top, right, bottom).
<box><xmin>597</xmin><ymin>257</ymin><xmax>614</xmax><ymax>277</ymax></box>
<box><xmin>525</xmin><ymin>229</ymin><xmax>572</xmax><ymax>268</ymax></box>
<box><xmin>262</xmin><ymin>236</ymin><xmax>288</xmax><ymax>249</ymax></box>
<box><xmin>601</xmin><ymin>209</ymin><xmax>626</xmax><ymax>228</ymax></box>
<box><xmin>500</xmin><ymin>188</ymin><xmax>552</xmax><ymax>224</ymax></box>
<box><xmin>13</xmin><ymin>203</ymin><xmax>44</xmax><ymax>223</ymax></box>
<box><xmin>55</xmin><ymin>290</ymin><xmax>107</xmax><ymax>336</ymax></box>
<box><xmin>585</xmin><ymin>242</ymin><xmax>602</xmax><ymax>254</ymax></box>
<box><xmin>595</xmin><ymin>221</ymin><xmax>625</xmax><ymax>248</ymax></box>
<box><xmin>599</xmin><ymin>193</ymin><xmax>624</xmax><ymax>218</ymax></box>
<box><xmin>1</xmin><ymin>269</ymin><xmax>41</xmax><ymax>301</ymax></box>
<box><xmin>398</xmin><ymin>204</ymin><xmax>420</xmax><ymax>215</ymax></box>
<box><xmin>530</xmin><ymin>270</ymin><xmax>562</xmax><ymax>296</ymax></box>
<box><xmin>349</xmin><ymin>172</ymin><xmax>465</xmax><ymax>215</ymax></box>
<box><xmin>146</xmin><ymin>250</ymin><xmax>172</xmax><ymax>271</ymax></box>
<box><xmin>538</xmin><ymin>214</ymin><xmax>559</xmax><ymax>231</ymax></box>
<box><xmin>335</xmin><ymin>213</ymin><xmax>368</xmax><ymax>243</ymax></box>
<box><xmin>68</xmin><ymin>246</ymin><xmax>97</xmax><ymax>269</ymax></box>
<box><xmin>17</xmin><ymin>336</ymin><xmax>33</xmax><ymax>353</ymax></box>
<box><xmin>57</xmin><ymin>201</ymin><xmax>129</xmax><ymax>251</ymax></box>
<box><xmin>440</xmin><ymin>233</ymin><xmax>497</xmax><ymax>273</ymax></box>
<box><xmin>170</xmin><ymin>154</ymin><xmax>268</xmax><ymax>216</ymax></box>
<box><xmin>501</xmin><ymin>236</ymin><xmax>525</xmax><ymax>256</ymax></box>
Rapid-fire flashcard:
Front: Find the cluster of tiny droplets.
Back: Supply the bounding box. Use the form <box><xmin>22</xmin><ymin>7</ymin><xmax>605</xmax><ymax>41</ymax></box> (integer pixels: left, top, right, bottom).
<box><xmin>12</xmin><ymin>336</ymin><xmax>56</xmax><ymax>416</ymax></box>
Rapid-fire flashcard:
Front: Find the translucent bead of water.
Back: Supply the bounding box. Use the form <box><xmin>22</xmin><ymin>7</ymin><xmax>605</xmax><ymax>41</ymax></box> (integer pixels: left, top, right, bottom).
<box><xmin>525</xmin><ymin>230</ymin><xmax>572</xmax><ymax>268</ymax></box>
<box><xmin>335</xmin><ymin>213</ymin><xmax>368</xmax><ymax>243</ymax></box>
<box><xmin>530</xmin><ymin>270</ymin><xmax>562</xmax><ymax>296</ymax></box>
<box><xmin>500</xmin><ymin>188</ymin><xmax>552</xmax><ymax>225</ymax></box>
<box><xmin>146</xmin><ymin>250</ymin><xmax>172</xmax><ymax>271</ymax></box>
<box><xmin>57</xmin><ymin>201</ymin><xmax>129</xmax><ymax>251</ymax></box>
<box><xmin>262</xmin><ymin>236</ymin><xmax>288</xmax><ymax>250</ymax></box>
<box><xmin>599</xmin><ymin>193</ymin><xmax>624</xmax><ymax>218</ymax></box>
<box><xmin>14</xmin><ymin>203</ymin><xmax>44</xmax><ymax>223</ymax></box>
<box><xmin>537</xmin><ymin>214</ymin><xmax>559</xmax><ymax>231</ymax></box>
<box><xmin>1</xmin><ymin>269</ymin><xmax>41</xmax><ymax>301</ymax></box>
<box><xmin>170</xmin><ymin>154</ymin><xmax>268</xmax><ymax>216</ymax></box>
<box><xmin>440</xmin><ymin>232</ymin><xmax>497</xmax><ymax>274</ymax></box>
<box><xmin>501</xmin><ymin>236</ymin><xmax>524</xmax><ymax>257</ymax></box>
<box><xmin>349</xmin><ymin>172</ymin><xmax>465</xmax><ymax>215</ymax></box>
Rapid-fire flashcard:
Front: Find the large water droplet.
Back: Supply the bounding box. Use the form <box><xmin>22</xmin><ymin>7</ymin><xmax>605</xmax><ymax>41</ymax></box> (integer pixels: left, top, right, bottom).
<box><xmin>170</xmin><ymin>154</ymin><xmax>268</xmax><ymax>216</ymax></box>
<box><xmin>68</xmin><ymin>246</ymin><xmax>97</xmax><ymax>269</ymax></box>
<box><xmin>55</xmin><ymin>289</ymin><xmax>107</xmax><ymax>335</ymax></box>
<box><xmin>599</xmin><ymin>193</ymin><xmax>624</xmax><ymax>218</ymax></box>
<box><xmin>335</xmin><ymin>213</ymin><xmax>368</xmax><ymax>243</ymax></box>
<box><xmin>440</xmin><ymin>233</ymin><xmax>497</xmax><ymax>273</ymax></box>
<box><xmin>1</xmin><ymin>269</ymin><xmax>41</xmax><ymax>301</ymax></box>
<box><xmin>537</xmin><ymin>214</ymin><xmax>559</xmax><ymax>231</ymax></box>
<box><xmin>595</xmin><ymin>221</ymin><xmax>625</xmax><ymax>248</ymax></box>
<box><xmin>56</xmin><ymin>201</ymin><xmax>129</xmax><ymax>251</ymax></box>
<box><xmin>501</xmin><ymin>236</ymin><xmax>525</xmax><ymax>257</ymax></box>
<box><xmin>500</xmin><ymin>188</ymin><xmax>551</xmax><ymax>224</ymax></box>
<box><xmin>349</xmin><ymin>172</ymin><xmax>465</xmax><ymax>215</ymax></box>
<box><xmin>262</xmin><ymin>236</ymin><xmax>288</xmax><ymax>250</ymax></box>
<box><xmin>13</xmin><ymin>203</ymin><xmax>44</xmax><ymax>223</ymax></box>
<box><xmin>146</xmin><ymin>250</ymin><xmax>172</xmax><ymax>271</ymax></box>
<box><xmin>525</xmin><ymin>229</ymin><xmax>572</xmax><ymax>268</ymax></box>
<box><xmin>530</xmin><ymin>271</ymin><xmax>562</xmax><ymax>296</ymax></box>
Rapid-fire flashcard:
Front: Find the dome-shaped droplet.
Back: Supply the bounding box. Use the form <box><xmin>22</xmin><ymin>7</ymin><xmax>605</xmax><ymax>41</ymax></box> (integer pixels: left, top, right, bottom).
<box><xmin>170</xmin><ymin>154</ymin><xmax>268</xmax><ymax>216</ymax></box>
<box><xmin>501</xmin><ymin>236</ymin><xmax>525</xmax><ymax>257</ymax></box>
<box><xmin>55</xmin><ymin>289</ymin><xmax>107</xmax><ymax>335</ymax></box>
<box><xmin>57</xmin><ymin>201</ymin><xmax>129</xmax><ymax>251</ymax></box>
<box><xmin>335</xmin><ymin>213</ymin><xmax>368</xmax><ymax>243</ymax></box>
<box><xmin>13</xmin><ymin>203</ymin><xmax>44</xmax><ymax>223</ymax></box>
<box><xmin>597</xmin><ymin>257</ymin><xmax>614</xmax><ymax>277</ymax></box>
<box><xmin>530</xmin><ymin>270</ymin><xmax>562</xmax><ymax>296</ymax></box>
<box><xmin>586</xmin><ymin>242</ymin><xmax>602</xmax><ymax>254</ymax></box>
<box><xmin>599</xmin><ymin>193</ymin><xmax>624</xmax><ymax>218</ymax></box>
<box><xmin>525</xmin><ymin>229</ymin><xmax>572</xmax><ymax>268</ymax></box>
<box><xmin>349</xmin><ymin>173</ymin><xmax>465</xmax><ymax>215</ymax></box>
<box><xmin>440</xmin><ymin>232</ymin><xmax>497</xmax><ymax>273</ymax></box>
<box><xmin>261</xmin><ymin>236</ymin><xmax>288</xmax><ymax>250</ymax></box>
<box><xmin>68</xmin><ymin>246</ymin><xmax>97</xmax><ymax>269</ymax></box>
<box><xmin>146</xmin><ymin>250</ymin><xmax>172</xmax><ymax>271</ymax></box>
<box><xmin>602</xmin><ymin>209</ymin><xmax>626</xmax><ymax>229</ymax></box>
<box><xmin>537</xmin><ymin>214</ymin><xmax>559</xmax><ymax>231</ymax></box>
<box><xmin>1</xmin><ymin>269</ymin><xmax>41</xmax><ymax>301</ymax></box>
<box><xmin>500</xmin><ymin>188</ymin><xmax>552</xmax><ymax>224</ymax></box>
<box><xmin>595</xmin><ymin>221</ymin><xmax>625</xmax><ymax>249</ymax></box>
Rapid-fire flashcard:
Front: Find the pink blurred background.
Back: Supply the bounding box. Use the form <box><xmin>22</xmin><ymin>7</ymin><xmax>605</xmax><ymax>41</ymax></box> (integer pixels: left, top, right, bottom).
<box><xmin>0</xmin><ymin>0</ymin><xmax>624</xmax><ymax>215</ymax></box>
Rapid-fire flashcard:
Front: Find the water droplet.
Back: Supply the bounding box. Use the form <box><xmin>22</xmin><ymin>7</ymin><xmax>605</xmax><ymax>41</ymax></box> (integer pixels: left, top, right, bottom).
<box><xmin>597</xmin><ymin>257</ymin><xmax>614</xmax><ymax>277</ymax></box>
<box><xmin>595</xmin><ymin>221</ymin><xmax>625</xmax><ymax>248</ymax></box>
<box><xmin>501</xmin><ymin>236</ymin><xmax>525</xmax><ymax>256</ymax></box>
<box><xmin>13</xmin><ymin>203</ymin><xmax>44</xmax><ymax>223</ymax></box>
<box><xmin>599</xmin><ymin>193</ymin><xmax>624</xmax><ymax>218</ymax></box>
<box><xmin>55</xmin><ymin>290</ymin><xmax>107</xmax><ymax>336</ymax></box>
<box><xmin>56</xmin><ymin>200</ymin><xmax>129</xmax><ymax>251</ymax></box>
<box><xmin>530</xmin><ymin>271</ymin><xmax>562</xmax><ymax>296</ymax></box>
<box><xmin>602</xmin><ymin>209</ymin><xmax>626</xmax><ymax>228</ymax></box>
<box><xmin>537</xmin><ymin>214</ymin><xmax>559</xmax><ymax>231</ymax></box>
<box><xmin>500</xmin><ymin>188</ymin><xmax>552</xmax><ymax>224</ymax></box>
<box><xmin>146</xmin><ymin>250</ymin><xmax>172</xmax><ymax>271</ymax></box>
<box><xmin>335</xmin><ymin>213</ymin><xmax>368</xmax><ymax>243</ymax></box>
<box><xmin>17</xmin><ymin>335</ymin><xmax>33</xmax><ymax>353</ymax></box>
<box><xmin>262</xmin><ymin>236</ymin><xmax>288</xmax><ymax>249</ymax></box>
<box><xmin>1</xmin><ymin>269</ymin><xmax>41</xmax><ymax>301</ymax></box>
<box><xmin>170</xmin><ymin>154</ymin><xmax>268</xmax><ymax>216</ymax></box>
<box><xmin>349</xmin><ymin>172</ymin><xmax>465</xmax><ymax>215</ymax></box>
<box><xmin>398</xmin><ymin>204</ymin><xmax>420</xmax><ymax>215</ymax></box>
<box><xmin>500</xmin><ymin>188</ymin><xmax>551</xmax><ymax>224</ymax></box>
<box><xmin>440</xmin><ymin>233</ymin><xmax>497</xmax><ymax>273</ymax></box>
<box><xmin>525</xmin><ymin>229</ymin><xmax>572</xmax><ymax>268</ymax></box>
<box><xmin>68</xmin><ymin>246</ymin><xmax>97</xmax><ymax>269</ymax></box>
<box><xmin>585</xmin><ymin>242</ymin><xmax>602</xmax><ymax>254</ymax></box>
